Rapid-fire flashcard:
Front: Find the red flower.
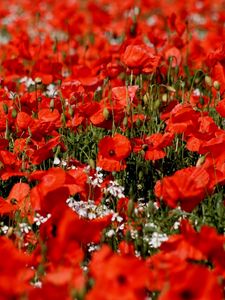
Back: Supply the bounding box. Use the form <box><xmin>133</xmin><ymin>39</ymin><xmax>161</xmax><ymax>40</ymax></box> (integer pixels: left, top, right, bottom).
<box><xmin>0</xmin><ymin>237</ymin><xmax>33</xmax><ymax>299</ymax></box>
<box><xmin>154</xmin><ymin>166</ymin><xmax>210</xmax><ymax>212</ymax></box>
<box><xmin>132</xmin><ymin>132</ymin><xmax>174</xmax><ymax>160</ymax></box>
<box><xmin>216</xmin><ymin>97</ymin><xmax>225</xmax><ymax>117</ymax></box>
<box><xmin>121</xmin><ymin>43</ymin><xmax>160</xmax><ymax>74</ymax></box>
<box><xmin>87</xmin><ymin>245</ymin><xmax>149</xmax><ymax>300</ymax></box>
<box><xmin>159</xmin><ymin>264</ymin><xmax>222</xmax><ymax>300</ymax></box>
<box><xmin>97</xmin><ymin>134</ymin><xmax>131</xmax><ymax>171</ymax></box>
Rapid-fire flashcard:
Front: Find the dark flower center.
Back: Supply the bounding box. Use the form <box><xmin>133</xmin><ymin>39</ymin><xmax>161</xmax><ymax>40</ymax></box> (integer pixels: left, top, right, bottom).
<box><xmin>117</xmin><ymin>274</ymin><xmax>127</xmax><ymax>285</ymax></box>
<box><xmin>180</xmin><ymin>289</ymin><xmax>194</xmax><ymax>300</ymax></box>
<box><xmin>109</xmin><ymin>149</ymin><xmax>115</xmax><ymax>156</ymax></box>
<box><xmin>142</xmin><ymin>144</ymin><xmax>149</xmax><ymax>151</ymax></box>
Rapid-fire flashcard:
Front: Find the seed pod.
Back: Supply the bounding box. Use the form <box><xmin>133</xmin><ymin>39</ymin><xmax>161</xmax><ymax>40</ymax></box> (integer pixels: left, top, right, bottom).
<box><xmin>162</xmin><ymin>93</ymin><xmax>168</xmax><ymax>103</ymax></box>
<box><xmin>103</xmin><ymin>107</ymin><xmax>110</xmax><ymax>120</ymax></box>
<box><xmin>50</xmin><ymin>98</ymin><xmax>55</xmax><ymax>111</ymax></box>
<box><xmin>196</xmin><ymin>155</ymin><xmax>205</xmax><ymax>167</ymax></box>
<box><xmin>143</xmin><ymin>93</ymin><xmax>150</xmax><ymax>105</ymax></box>
<box><xmin>166</xmin><ymin>86</ymin><xmax>176</xmax><ymax>93</ymax></box>
<box><xmin>213</xmin><ymin>81</ymin><xmax>220</xmax><ymax>90</ymax></box>
<box><xmin>6</xmin><ymin>227</ymin><xmax>13</xmax><ymax>237</ymax></box>
<box><xmin>123</xmin><ymin>116</ymin><xmax>128</xmax><ymax>127</ymax></box>
<box><xmin>11</xmin><ymin>108</ymin><xmax>17</xmax><ymax>118</ymax></box>
<box><xmin>205</xmin><ymin>75</ymin><xmax>212</xmax><ymax>87</ymax></box>
<box><xmin>153</xmin><ymin>99</ymin><xmax>161</xmax><ymax>110</ymax></box>
<box><xmin>89</xmin><ymin>158</ymin><xmax>95</xmax><ymax>169</ymax></box>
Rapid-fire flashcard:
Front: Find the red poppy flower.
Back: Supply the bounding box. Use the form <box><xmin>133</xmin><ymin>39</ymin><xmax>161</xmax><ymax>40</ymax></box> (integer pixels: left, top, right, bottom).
<box><xmin>121</xmin><ymin>43</ymin><xmax>160</xmax><ymax>74</ymax></box>
<box><xmin>216</xmin><ymin>97</ymin><xmax>225</xmax><ymax>117</ymax></box>
<box><xmin>97</xmin><ymin>134</ymin><xmax>131</xmax><ymax>171</ymax></box>
<box><xmin>87</xmin><ymin>245</ymin><xmax>149</xmax><ymax>300</ymax></box>
<box><xmin>154</xmin><ymin>166</ymin><xmax>210</xmax><ymax>212</ymax></box>
<box><xmin>132</xmin><ymin>132</ymin><xmax>174</xmax><ymax>160</ymax></box>
<box><xmin>31</xmin><ymin>135</ymin><xmax>63</xmax><ymax>165</ymax></box>
<box><xmin>159</xmin><ymin>264</ymin><xmax>222</xmax><ymax>300</ymax></box>
<box><xmin>0</xmin><ymin>237</ymin><xmax>34</xmax><ymax>299</ymax></box>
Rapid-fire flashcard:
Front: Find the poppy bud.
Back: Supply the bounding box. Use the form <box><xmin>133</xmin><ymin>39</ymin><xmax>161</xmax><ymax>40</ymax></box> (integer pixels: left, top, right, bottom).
<box><xmin>103</xmin><ymin>107</ymin><xmax>110</xmax><ymax>120</ymax></box>
<box><xmin>153</xmin><ymin>99</ymin><xmax>161</xmax><ymax>110</ymax></box>
<box><xmin>140</xmin><ymin>150</ymin><xmax>145</xmax><ymax>157</ymax></box>
<box><xmin>213</xmin><ymin>81</ymin><xmax>220</xmax><ymax>90</ymax></box>
<box><xmin>89</xmin><ymin>158</ymin><xmax>95</xmax><ymax>169</ymax></box>
<box><xmin>196</xmin><ymin>155</ymin><xmax>205</xmax><ymax>167</ymax></box>
<box><xmin>123</xmin><ymin>116</ymin><xmax>128</xmax><ymax>127</ymax></box>
<box><xmin>11</xmin><ymin>108</ymin><xmax>17</xmax><ymax>118</ymax></box>
<box><xmin>162</xmin><ymin>93</ymin><xmax>167</xmax><ymax>103</ymax></box>
<box><xmin>166</xmin><ymin>86</ymin><xmax>176</xmax><ymax>93</ymax></box>
<box><xmin>50</xmin><ymin>98</ymin><xmax>54</xmax><ymax>111</ymax></box>
<box><xmin>205</xmin><ymin>75</ymin><xmax>212</xmax><ymax>87</ymax></box>
<box><xmin>6</xmin><ymin>227</ymin><xmax>13</xmax><ymax>237</ymax></box>
<box><xmin>143</xmin><ymin>93</ymin><xmax>150</xmax><ymax>104</ymax></box>
<box><xmin>3</xmin><ymin>103</ymin><xmax>8</xmax><ymax>114</ymax></box>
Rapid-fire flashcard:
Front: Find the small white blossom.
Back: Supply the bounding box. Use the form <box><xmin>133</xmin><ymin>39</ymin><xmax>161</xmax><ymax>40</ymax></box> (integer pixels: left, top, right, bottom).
<box><xmin>88</xmin><ymin>167</ymin><xmax>104</xmax><ymax>187</ymax></box>
<box><xmin>149</xmin><ymin>232</ymin><xmax>168</xmax><ymax>248</ymax></box>
<box><xmin>1</xmin><ymin>225</ymin><xmax>9</xmax><ymax>235</ymax></box>
<box><xmin>45</xmin><ymin>84</ymin><xmax>58</xmax><ymax>97</ymax></box>
<box><xmin>34</xmin><ymin>213</ymin><xmax>51</xmax><ymax>226</ymax></box>
<box><xmin>19</xmin><ymin>223</ymin><xmax>31</xmax><ymax>234</ymax></box>
<box><xmin>66</xmin><ymin>198</ymin><xmax>113</xmax><ymax>219</ymax></box>
<box><xmin>106</xmin><ymin>181</ymin><xmax>125</xmax><ymax>198</ymax></box>
<box><xmin>53</xmin><ymin>156</ymin><xmax>61</xmax><ymax>165</ymax></box>
<box><xmin>106</xmin><ymin>229</ymin><xmax>115</xmax><ymax>238</ymax></box>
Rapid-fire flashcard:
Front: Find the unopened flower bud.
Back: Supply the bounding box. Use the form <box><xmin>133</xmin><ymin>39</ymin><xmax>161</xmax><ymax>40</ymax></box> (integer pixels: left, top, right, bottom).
<box><xmin>213</xmin><ymin>81</ymin><xmax>220</xmax><ymax>90</ymax></box>
<box><xmin>103</xmin><ymin>107</ymin><xmax>110</xmax><ymax>120</ymax></box>
<box><xmin>11</xmin><ymin>108</ymin><xmax>17</xmax><ymax>118</ymax></box>
<box><xmin>205</xmin><ymin>76</ymin><xmax>212</xmax><ymax>87</ymax></box>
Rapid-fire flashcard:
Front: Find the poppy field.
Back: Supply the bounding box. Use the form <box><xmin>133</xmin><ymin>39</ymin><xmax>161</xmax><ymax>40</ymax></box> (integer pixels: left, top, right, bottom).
<box><xmin>1</xmin><ymin>0</ymin><xmax>225</xmax><ymax>299</ymax></box>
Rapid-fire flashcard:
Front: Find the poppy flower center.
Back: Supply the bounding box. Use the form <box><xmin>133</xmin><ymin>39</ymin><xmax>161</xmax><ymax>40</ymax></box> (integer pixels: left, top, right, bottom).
<box><xmin>109</xmin><ymin>149</ymin><xmax>116</xmax><ymax>156</ymax></box>
<box><xmin>117</xmin><ymin>274</ymin><xmax>127</xmax><ymax>285</ymax></box>
<box><xmin>142</xmin><ymin>144</ymin><xmax>149</xmax><ymax>151</ymax></box>
<box><xmin>180</xmin><ymin>289</ymin><xmax>194</xmax><ymax>300</ymax></box>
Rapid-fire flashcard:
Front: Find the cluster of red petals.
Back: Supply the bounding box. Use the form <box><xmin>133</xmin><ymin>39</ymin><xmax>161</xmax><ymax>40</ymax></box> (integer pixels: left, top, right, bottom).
<box><xmin>97</xmin><ymin>134</ymin><xmax>131</xmax><ymax>171</ymax></box>
<box><xmin>132</xmin><ymin>132</ymin><xmax>174</xmax><ymax>160</ymax></box>
<box><xmin>154</xmin><ymin>166</ymin><xmax>211</xmax><ymax>212</ymax></box>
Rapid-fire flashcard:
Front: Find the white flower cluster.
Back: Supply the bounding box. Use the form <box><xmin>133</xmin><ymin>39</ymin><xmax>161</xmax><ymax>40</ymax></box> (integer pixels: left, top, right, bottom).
<box><xmin>148</xmin><ymin>232</ymin><xmax>168</xmax><ymax>248</ymax></box>
<box><xmin>105</xmin><ymin>180</ymin><xmax>125</xmax><ymax>199</ymax></box>
<box><xmin>19</xmin><ymin>223</ymin><xmax>32</xmax><ymax>234</ymax></box>
<box><xmin>88</xmin><ymin>167</ymin><xmax>104</xmax><ymax>187</ymax></box>
<box><xmin>87</xmin><ymin>243</ymin><xmax>100</xmax><ymax>253</ymax></box>
<box><xmin>53</xmin><ymin>157</ymin><xmax>67</xmax><ymax>166</ymax></box>
<box><xmin>66</xmin><ymin>198</ymin><xmax>113</xmax><ymax>219</ymax></box>
<box><xmin>45</xmin><ymin>84</ymin><xmax>58</xmax><ymax>97</ymax></box>
<box><xmin>19</xmin><ymin>76</ymin><xmax>35</xmax><ymax>88</ymax></box>
<box><xmin>34</xmin><ymin>213</ymin><xmax>51</xmax><ymax>226</ymax></box>
<box><xmin>0</xmin><ymin>225</ymin><xmax>9</xmax><ymax>235</ymax></box>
